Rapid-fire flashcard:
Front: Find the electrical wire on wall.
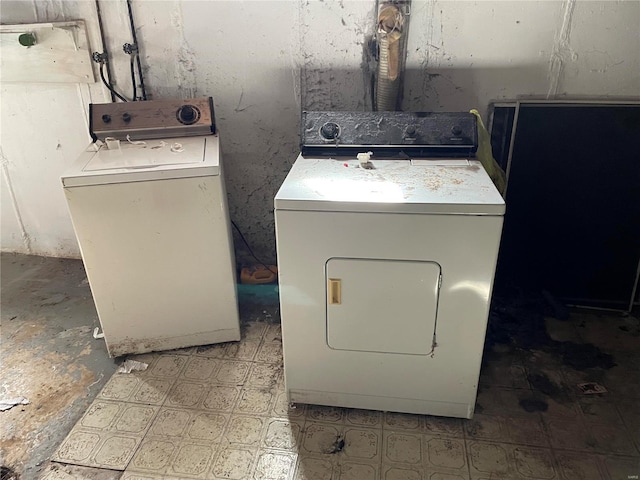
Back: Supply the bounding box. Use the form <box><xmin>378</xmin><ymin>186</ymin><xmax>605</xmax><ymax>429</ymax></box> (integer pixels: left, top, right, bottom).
<box><xmin>123</xmin><ymin>43</ymin><xmax>138</xmax><ymax>101</ymax></box>
<box><xmin>93</xmin><ymin>0</ymin><xmax>124</xmax><ymax>102</ymax></box>
<box><xmin>126</xmin><ymin>0</ymin><xmax>147</xmax><ymax>100</ymax></box>
<box><xmin>93</xmin><ymin>52</ymin><xmax>129</xmax><ymax>102</ymax></box>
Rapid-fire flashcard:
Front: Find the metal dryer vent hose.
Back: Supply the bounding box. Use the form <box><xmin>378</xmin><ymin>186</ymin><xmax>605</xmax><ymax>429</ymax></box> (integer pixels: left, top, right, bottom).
<box><xmin>375</xmin><ymin>3</ymin><xmax>405</xmax><ymax>111</ymax></box>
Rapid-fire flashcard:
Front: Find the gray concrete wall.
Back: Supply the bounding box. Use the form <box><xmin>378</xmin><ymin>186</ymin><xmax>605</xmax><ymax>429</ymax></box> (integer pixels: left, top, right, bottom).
<box><xmin>2</xmin><ymin>0</ymin><xmax>639</xmax><ymax>261</ymax></box>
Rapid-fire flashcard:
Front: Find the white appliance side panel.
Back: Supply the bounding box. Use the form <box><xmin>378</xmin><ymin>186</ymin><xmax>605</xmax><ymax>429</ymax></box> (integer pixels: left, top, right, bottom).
<box><xmin>326</xmin><ymin>258</ymin><xmax>440</xmax><ymax>355</ymax></box>
<box><xmin>64</xmin><ymin>175</ymin><xmax>239</xmax><ymax>356</ymax></box>
<box><xmin>275</xmin><ymin>209</ymin><xmax>503</xmax><ymax>417</ymax></box>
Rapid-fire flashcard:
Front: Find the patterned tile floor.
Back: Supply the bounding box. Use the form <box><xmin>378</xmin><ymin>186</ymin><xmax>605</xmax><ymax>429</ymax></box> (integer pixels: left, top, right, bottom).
<box><xmin>47</xmin><ymin>313</ymin><xmax>640</xmax><ymax>480</ymax></box>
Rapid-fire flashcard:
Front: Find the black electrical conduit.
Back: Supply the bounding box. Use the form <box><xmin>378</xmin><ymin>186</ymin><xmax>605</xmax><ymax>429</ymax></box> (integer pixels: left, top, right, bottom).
<box><xmin>94</xmin><ymin>0</ymin><xmax>115</xmax><ymax>102</ymax></box>
<box><xmin>127</xmin><ymin>0</ymin><xmax>147</xmax><ymax>100</ymax></box>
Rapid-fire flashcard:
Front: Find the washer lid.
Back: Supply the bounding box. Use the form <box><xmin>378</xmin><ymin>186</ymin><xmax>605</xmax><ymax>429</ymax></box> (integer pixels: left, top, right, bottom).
<box><xmin>274</xmin><ymin>157</ymin><xmax>505</xmax><ymax>215</ymax></box>
<box><xmin>62</xmin><ymin>136</ymin><xmax>219</xmax><ymax>187</ymax></box>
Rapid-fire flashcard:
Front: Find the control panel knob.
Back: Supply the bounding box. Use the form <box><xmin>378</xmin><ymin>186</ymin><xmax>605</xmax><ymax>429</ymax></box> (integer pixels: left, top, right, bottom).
<box><xmin>101</xmin><ymin>114</ymin><xmax>111</xmax><ymax>124</ymax></box>
<box><xmin>405</xmin><ymin>126</ymin><xmax>417</xmax><ymax>137</ymax></box>
<box><xmin>177</xmin><ymin>105</ymin><xmax>199</xmax><ymax>125</ymax></box>
<box><xmin>320</xmin><ymin>122</ymin><xmax>340</xmax><ymax>140</ymax></box>
<box><xmin>122</xmin><ymin>113</ymin><xmax>132</xmax><ymax>123</ymax></box>
<box><xmin>451</xmin><ymin>126</ymin><xmax>462</xmax><ymax>136</ymax></box>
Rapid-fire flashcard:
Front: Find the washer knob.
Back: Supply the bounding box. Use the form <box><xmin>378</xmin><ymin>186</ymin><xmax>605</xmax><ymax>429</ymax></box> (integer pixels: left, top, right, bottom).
<box><xmin>320</xmin><ymin>122</ymin><xmax>340</xmax><ymax>140</ymax></box>
<box><xmin>406</xmin><ymin>125</ymin><xmax>417</xmax><ymax>136</ymax></box>
<box><xmin>177</xmin><ymin>105</ymin><xmax>199</xmax><ymax>125</ymax></box>
<box><xmin>451</xmin><ymin>126</ymin><xmax>462</xmax><ymax>136</ymax></box>
<box><xmin>101</xmin><ymin>114</ymin><xmax>111</xmax><ymax>123</ymax></box>
<box><xmin>122</xmin><ymin>113</ymin><xmax>132</xmax><ymax>123</ymax></box>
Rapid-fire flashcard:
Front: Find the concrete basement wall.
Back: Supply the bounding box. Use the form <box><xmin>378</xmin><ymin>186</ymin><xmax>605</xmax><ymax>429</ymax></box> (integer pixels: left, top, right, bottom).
<box><xmin>1</xmin><ymin>0</ymin><xmax>639</xmax><ymax>261</ymax></box>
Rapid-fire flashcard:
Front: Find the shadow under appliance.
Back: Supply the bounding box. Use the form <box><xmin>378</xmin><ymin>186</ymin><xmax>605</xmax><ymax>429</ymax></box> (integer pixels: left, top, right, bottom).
<box><xmin>62</xmin><ymin>98</ymin><xmax>240</xmax><ymax>357</ymax></box>
<box><xmin>275</xmin><ymin>111</ymin><xmax>505</xmax><ymax>419</ymax></box>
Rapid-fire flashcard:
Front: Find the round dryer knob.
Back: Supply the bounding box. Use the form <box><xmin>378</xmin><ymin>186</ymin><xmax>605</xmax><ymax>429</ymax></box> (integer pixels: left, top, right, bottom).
<box><xmin>122</xmin><ymin>113</ymin><xmax>132</xmax><ymax>123</ymax></box>
<box><xmin>451</xmin><ymin>126</ymin><xmax>463</xmax><ymax>136</ymax></box>
<box><xmin>177</xmin><ymin>105</ymin><xmax>199</xmax><ymax>125</ymax></box>
<box><xmin>320</xmin><ymin>122</ymin><xmax>340</xmax><ymax>140</ymax></box>
<box><xmin>101</xmin><ymin>114</ymin><xmax>111</xmax><ymax>123</ymax></box>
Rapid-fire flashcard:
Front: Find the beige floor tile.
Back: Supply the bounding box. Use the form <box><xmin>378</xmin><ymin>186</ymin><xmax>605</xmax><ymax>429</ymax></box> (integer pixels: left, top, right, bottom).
<box><xmin>54</xmin><ymin>430</ymin><xmax>142</xmax><ymax>470</ymax></box>
<box><xmin>148</xmin><ymin>407</ymin><xmax>228</xmax><ymax>443</ymax></box>
<box><xmin>383</xmin><ymin>412</ymin><xmax>424</xmax><ymax>432</ymax></box>
<box><xmin>423</xmin><ymin>436</ymin><xmax>467</xmax><ymax>472</ymax></box>
<box><xmin>425</xmin><ymin>469</ymin><xmax>470</xmax><ymax>479</ymax></box>
<box><xmin>381</xmin><ymin>464</ymin><xmax>424</xmax><ymax>480</ymax></box>
<box><xmin>242</xmin><ymin>321</ymin><xmax>269</xmax><ymax>341</ymax></box>
<box><xmin>466</xmin><ymin>441</ymin><xmax>557</xmax><ymax>480</ymax></box>
<box><xmin>262</xmin><ymin>418</ymin><xmax>304</xmax><ymax>451</ymax></box>
<box><xmin>40</xmin><ymin>463</ymin><xmax>123</xmax><ymax>480</ymax></box>
<box><xmin>272</xmin><ymin>391</ymin><xmax>306</xmax><ymax>419</ymax></box>
<box><xmin>140</xmin><ymin>354</ymin><xmax>189</xmax><ymax>379</ymax></box>
<box><xmin>256</xmin><ymin>342</ymin><xmax>284</xmax><ymax>365</ymax></box>
<box><xmin>554</xmin><ymin>450</ymin><xmax>605</xmax><ymax>480</ymax></box>
<box><xmin>263</xmin><ymin>324</ymin><xmax>283</xmax><ymax>343</ymax></box>
<box><xmin>52</xmin><ymin>400</ymin><xmax>159</xmax><ymax>469</ymax></box>
<box><xmin>128</xmin><ymin>438</ymin><xmax>177</xmax><ymax>474</ymax></box>
<box><xmin>464</xmin><ymin>414</ymin><xmax>504</xmax><ymax>442</ymax></box>
<box><xmin>225</xmin><ymin>340</ymin><xmax>261</xmax><ymax>361</ymax></box>
<box><xmin>181</xmin><ymin>357</ymin><xmax>222</xmax><ymax>382</ymax></box>
<box><xmin>99</xmin><ymin>375</ymin><xmax>145</xmax><ymax>402</ymax></box>
<box><xmin>341</xmin><ymin>427</ymin><xmax>381</xmax><ymax>462</ymax></box>
<box><xmin>578</xmin><ymin>395</ymin><xmax>624</xmax><ymax>424</ymax></box>
<box><xmin>306</xmin><ymin>405</ymin><xmax>345</xmax><ymax>425</ymax></box>
<box><xmin>424</xmin><ymin>416</ymin><xmax>464</xmax><ymax>438</ymax></box>
<box><xmin>165</xmin><ymin>380</ymin><xmax>209</xmax><ymax>409</ymax></box>
<box><xmin>203</xmin><ymin>385</ymin><xmax>242</xmax><ymax>413</ymax></box>
<box><xmin>383</xmin><ymin>431</ymin><xmax>422</xmax><ymax>464</ymax></box>
<box><xmin>345</xmin><ymin>409</ymin><xmax>383</xmax><ymax>428</ymax></box>
<box><xmin>479</xmin><ymin>363</ymin><xmax>529</xmax><ymax>390</ymax></box>
<box><xmin>194</xmin><ymin>343</ymin><xmax>229</xmax><ymax>359</ymax></box>
<box><xmin>165</xmin><ymin>441</ymin><xmax>216</xmax><ymax>479</ymax></box>
<box><xmin>601</xmin><ymin>455</ymin><xmax>640</xmax><ymax>480</ymax></box>
<box><xmin>293</xmin><ymin>455</ymin><xmax>335</xmax><ymax>480</ymax></box>
<box><xmin>121</xmin><ymin>471</ymin><xmax>164</xmax><ymax>480</ymax></box>
<box><xmin>224</xmin><ymin>415</ymin><xmax>267</xmax><ymax>447</ymax></box>
<box><xmin>302</xmin><ymin>422</ymin><xmax>345</xmax><ymax>455</ymax></box>
<box><xmin>236</xmin><ymin>387</ymin><xmax>276</xmax><ymax>415</ymax></box>
<box><xmin>587</xmin><ymin>423</ymin><xmax>637</xmax><ymax>456</ymax></box>
<box><xmin>246</xmin><ymin>362</ymin><xmax>282</xmax><ymax>389</ymax></box>
<box><xmin>210</xmin><ymin>447</ymin><xmax>257</xmax><ymax>480</ymax></box>
<box><xmin>253</xmin><ymin>450</ymin><xmax>296</xmax><ymax>480</ymax></box>
<box><xmin>215</xmin><ymin>360</ymin><xmax>252</xmax><ymax>385</ymax></box>
<box><xmin>333</xmin><ymin>460</ymin><xmax>379</xmax><ymax>480</ymax></box>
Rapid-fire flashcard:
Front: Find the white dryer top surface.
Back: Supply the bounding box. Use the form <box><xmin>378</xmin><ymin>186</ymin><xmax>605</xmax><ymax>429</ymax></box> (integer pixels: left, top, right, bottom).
<box><xmin>275</xmin><ymin>156</ymin><xmax>505</xmax><ymax>215</ymax></box>
<box><xmin>62</xmin><ymin>135</ymin><xmax>219</xmax><ymax>187</ymax></box>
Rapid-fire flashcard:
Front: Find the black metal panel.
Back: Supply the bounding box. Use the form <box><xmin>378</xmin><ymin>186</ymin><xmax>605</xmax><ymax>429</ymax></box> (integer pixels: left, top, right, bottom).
<box><xmin>495</xmin><ymin>103</ymin><xmax>640</xmax><ymax>309</ymax></box>
<box><xmin>301</xmin><ymin>111</ymin><xmax>477</xmax><ymax>157</ymax></box>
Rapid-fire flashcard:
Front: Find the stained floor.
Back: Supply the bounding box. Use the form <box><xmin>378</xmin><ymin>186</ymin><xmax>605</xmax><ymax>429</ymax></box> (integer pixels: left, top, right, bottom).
<box><xmin>2</xmin><ymin>254</ymin><xmax>640</xmax><ymax>480</ymax></box>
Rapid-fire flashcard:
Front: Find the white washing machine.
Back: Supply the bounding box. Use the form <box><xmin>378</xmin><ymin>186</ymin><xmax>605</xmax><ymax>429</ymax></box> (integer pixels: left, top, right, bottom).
<box><xmin>275</xmin><ymin>111</ymin><xmax>505</xmax><ymax>418</ymax></box>
<box><xmin>62</xmin><ymin>98</ymin><xmax>240</xmax><ymax>357</ymax></box>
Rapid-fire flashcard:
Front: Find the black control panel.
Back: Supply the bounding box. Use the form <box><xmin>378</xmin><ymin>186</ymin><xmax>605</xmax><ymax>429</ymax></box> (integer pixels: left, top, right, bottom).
<box><xmin>301</xmin><ymin>111</ymin><xmax>477</xmax><ymax>157</ymax></box>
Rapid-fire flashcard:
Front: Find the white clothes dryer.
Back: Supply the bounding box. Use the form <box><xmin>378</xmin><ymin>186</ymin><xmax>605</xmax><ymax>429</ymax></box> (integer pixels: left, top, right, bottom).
<box><xmin>275</xmin><ymin>111</ymin><xmax>505</xmax><ymax>418</ymax></box>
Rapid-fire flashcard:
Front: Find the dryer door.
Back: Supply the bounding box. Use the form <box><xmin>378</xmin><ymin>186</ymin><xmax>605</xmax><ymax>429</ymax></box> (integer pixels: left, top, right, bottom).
<box><xmin>326</xmin><ymin>258</ymin><xmax>441</xmax><ymax>355</ymax></box>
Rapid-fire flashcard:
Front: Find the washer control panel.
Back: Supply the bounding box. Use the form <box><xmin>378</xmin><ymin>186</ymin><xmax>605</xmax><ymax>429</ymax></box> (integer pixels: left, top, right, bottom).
<box><xmin>90</xmin><ymin>97</ymin><xmax>215</xmax><ymax>141</ymax></box>
<box><xmin>302</xmin><ymin>111</ymin><xmax>477</xmax><ymax>157</ymax></box>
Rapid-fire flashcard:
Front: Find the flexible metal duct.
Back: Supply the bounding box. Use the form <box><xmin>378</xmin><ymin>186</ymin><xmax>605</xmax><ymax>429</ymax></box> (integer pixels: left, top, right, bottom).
<box><xmin>375</xmin><ymin>4</ymin><xmax>404</xmax><ymax>111</ymax></box>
